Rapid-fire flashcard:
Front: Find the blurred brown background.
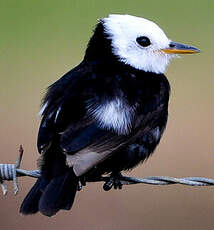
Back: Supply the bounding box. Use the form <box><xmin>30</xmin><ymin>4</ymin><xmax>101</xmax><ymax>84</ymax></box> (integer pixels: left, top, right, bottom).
<box><xmin>0</xmin><ymin>0</ymin><xmax>213</xmax><ymax>229</ymax></box>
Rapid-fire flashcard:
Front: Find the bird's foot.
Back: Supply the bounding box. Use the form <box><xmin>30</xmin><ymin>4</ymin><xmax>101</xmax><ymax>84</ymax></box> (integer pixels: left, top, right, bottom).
<box><xmin>103</xmin><ymin>172</ymin><xmax>123</xmax><ymax>191</ymax></box>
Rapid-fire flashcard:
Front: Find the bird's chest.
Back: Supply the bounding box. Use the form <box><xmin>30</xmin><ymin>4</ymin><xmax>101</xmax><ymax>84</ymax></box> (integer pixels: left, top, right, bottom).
<box><xmin>86</xmin><ymin>73</ymin><xmax>166</xmax><ymax>135</ymax></box>
<box><xmin>87</xmin><ymin>97</ymin><xmax>137</xmax><ymax>135</ymax></box>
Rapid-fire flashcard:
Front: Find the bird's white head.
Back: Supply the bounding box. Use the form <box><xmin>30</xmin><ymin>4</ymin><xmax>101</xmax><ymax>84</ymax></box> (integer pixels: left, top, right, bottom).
<box><xmin>102</xmin><ymin>14</ymin><xmax>199</xmax><ymax>74</ymax></box>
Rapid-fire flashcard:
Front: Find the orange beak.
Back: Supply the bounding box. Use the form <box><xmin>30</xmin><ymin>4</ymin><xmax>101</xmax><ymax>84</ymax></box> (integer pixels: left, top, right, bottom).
<box><xmin>161</xmin><ymin>41</ymin><xmax>200</xmax><ymax>54</ymax></box>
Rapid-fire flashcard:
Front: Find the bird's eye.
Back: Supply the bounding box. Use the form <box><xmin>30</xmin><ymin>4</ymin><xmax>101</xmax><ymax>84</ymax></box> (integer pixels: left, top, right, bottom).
<box><xmin>136</xmin><ymin>36</ymin><xmax>151</xmax><ymax>47</ymax></box>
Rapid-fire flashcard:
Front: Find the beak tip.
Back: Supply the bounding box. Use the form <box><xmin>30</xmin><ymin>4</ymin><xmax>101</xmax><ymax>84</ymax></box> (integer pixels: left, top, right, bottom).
<box><xmin>162</xmin><ymin>42</ymin><xmax>200</xmax><ymax>54</ymax></box>
<box><xmin>195</xmin><ymin>48</ymin><xmax>201</xmax><ymax>53</ymax></box>
<box><xmin>192</xmin><ymin>47</ymin><xmax>200</xmax><ymax>53</ymax></box>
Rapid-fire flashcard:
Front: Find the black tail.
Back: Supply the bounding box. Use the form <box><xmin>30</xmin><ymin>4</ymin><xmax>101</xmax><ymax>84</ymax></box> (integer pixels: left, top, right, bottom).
<box><xmin>38</xmin><ymin>169</ymin><xmax>78</xmax><ymax>216</ymax></box>
<box><xmin>20</xmin><ymin>144</ymin><xmax>79</xmax><ymax>217</ymax></box>
<box><xmin>20</xmin><ymin>169</ymin><xmax>78</xmax><ymax>217</ymax></box>
<box><xmin>20</xmin><ymin>178</ymin><xmax>43</xmax><ymax>215</ymax></box>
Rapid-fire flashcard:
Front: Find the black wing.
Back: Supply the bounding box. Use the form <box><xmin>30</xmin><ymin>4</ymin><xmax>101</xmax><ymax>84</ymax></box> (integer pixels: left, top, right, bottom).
<box><xmin>37</xmin><ymin>62</ymin><xmax>91</xmax><ymax>153</ymax></box>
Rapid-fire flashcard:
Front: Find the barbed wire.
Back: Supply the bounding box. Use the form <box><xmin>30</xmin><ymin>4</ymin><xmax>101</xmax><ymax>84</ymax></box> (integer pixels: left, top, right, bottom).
<box><xmin>1</xmin><ymin>145</ymin><xmax>214</xmax><ymax>195</ymax></box>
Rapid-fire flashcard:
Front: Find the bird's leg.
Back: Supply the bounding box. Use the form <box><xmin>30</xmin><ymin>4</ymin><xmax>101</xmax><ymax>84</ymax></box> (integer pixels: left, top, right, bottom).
<box><xmin>103</xmin><ymin>172</ymin><xmax>123</xmax><ymax>191</ymax></box>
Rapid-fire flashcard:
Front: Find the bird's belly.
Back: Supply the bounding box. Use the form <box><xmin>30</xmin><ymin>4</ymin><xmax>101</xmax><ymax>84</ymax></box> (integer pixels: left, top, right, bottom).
<box><xmin>90</xmin><ymin>126</ymin><xmax>162</xmax><ymax>175</ymax></box>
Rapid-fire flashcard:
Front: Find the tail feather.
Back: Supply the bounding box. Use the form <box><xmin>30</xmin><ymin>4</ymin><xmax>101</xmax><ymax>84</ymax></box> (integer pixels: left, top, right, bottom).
<box><xmin>20</xmin><ymin>169</ymin><xmax>78</xmax><ymax>216</ymax></box>
<box><xmin>39</xmin><ymin>169</ymin><xmax>78</xmax><ymax>217</ymax></box>
<box><xmin>20</xmin><ymin>179</ymin><xmax>42</xmax><ymax>215</ymax></box>
<box><xmin>20</xmin><ymin>146</ymin><xmax>79</xmax><ymax>216</ymax></box>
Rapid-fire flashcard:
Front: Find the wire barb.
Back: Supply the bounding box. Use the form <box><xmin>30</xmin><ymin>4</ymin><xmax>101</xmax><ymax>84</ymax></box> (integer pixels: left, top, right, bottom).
<box><xmin>0</xmin><ymin>145</ymin><xmax>23</xmax><ymax>195</ymax></box>
<box><xmin>1</xmin><ymin>146</ymin><xmax>214</xmax><ymax>195</ymax></box>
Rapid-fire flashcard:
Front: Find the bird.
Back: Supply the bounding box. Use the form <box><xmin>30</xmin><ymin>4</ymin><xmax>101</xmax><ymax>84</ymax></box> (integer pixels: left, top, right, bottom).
<box><xmin>20</xmin><ymin>14</ymin><xmax>199</xmax><ymax>217</ymax></box>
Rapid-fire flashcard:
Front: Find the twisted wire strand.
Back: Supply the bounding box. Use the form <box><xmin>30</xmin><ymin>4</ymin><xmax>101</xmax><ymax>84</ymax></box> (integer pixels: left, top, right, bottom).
<box><xmin>2</xmin><ymin>166</ymin><xmax>214</xmax><ymax>186</ymax></box>
<box><xmin>1</xmin><ymin>146</ymin><xmax>214</xmax><ymax>195</ymax></box>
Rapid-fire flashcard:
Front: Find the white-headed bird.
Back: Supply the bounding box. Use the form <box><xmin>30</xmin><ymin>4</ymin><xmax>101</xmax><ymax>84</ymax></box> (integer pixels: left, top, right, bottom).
<box><xmin>20</xmin><ymin>14</ymin><xmax>200</xmax><ymax>216</ymax></box>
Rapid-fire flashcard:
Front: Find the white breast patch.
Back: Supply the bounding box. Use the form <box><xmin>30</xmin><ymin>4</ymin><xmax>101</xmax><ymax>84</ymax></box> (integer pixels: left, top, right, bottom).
<box><xmin>88</xmin><ymin>98</ymin><xmax>137</xmax><ymax>135</ymax></box>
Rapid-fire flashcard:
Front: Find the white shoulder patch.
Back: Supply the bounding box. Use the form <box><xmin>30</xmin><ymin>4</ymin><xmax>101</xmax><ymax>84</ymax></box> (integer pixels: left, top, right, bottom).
<box><xmin>87</xmin><ymin>98</ymin><xmax>137</xmax><ymax>135</ymax></box>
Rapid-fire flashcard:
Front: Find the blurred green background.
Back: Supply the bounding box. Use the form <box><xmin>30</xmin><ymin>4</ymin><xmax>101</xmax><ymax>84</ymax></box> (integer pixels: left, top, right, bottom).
<box><xmin>0</xmin><ymin>0</ymin><xmax>213</xmax><ymax>229</ymax></box>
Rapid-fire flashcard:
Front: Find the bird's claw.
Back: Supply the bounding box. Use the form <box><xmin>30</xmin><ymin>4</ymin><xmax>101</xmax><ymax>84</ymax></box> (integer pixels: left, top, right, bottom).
<box><xmin>103</xmin><ymin>173</ymin><xmax>123</xmax><ymax>191</ymax></box>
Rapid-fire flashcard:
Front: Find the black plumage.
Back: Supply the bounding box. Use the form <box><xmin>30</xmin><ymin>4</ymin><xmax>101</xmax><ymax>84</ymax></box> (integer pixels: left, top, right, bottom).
<box><xmin>20</xmin><ymin>18</ymin><xmax>171</xmax><ymax>217</ymax></box>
